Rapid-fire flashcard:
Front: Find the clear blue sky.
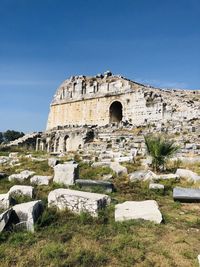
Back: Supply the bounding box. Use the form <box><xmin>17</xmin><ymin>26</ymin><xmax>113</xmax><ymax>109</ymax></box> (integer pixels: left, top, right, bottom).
<box><xmin>0</xmin><ymin>0</ymin><xmax>199</xmax><ymax>132</ymax></box>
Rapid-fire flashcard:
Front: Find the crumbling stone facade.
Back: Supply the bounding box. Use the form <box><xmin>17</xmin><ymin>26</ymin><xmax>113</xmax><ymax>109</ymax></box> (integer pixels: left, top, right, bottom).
<box><xmin>36</xmin><ymin>71</ymin><xmax>200</xmax><ymax>154</ymax></box>
<box><xmin>47</xmin><ymin>71</ymin><xmax>200</xmax><ymax>130</ymax></box>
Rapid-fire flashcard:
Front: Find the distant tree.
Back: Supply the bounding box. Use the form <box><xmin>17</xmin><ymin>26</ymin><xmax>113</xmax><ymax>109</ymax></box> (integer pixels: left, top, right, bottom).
<box><xmin>144</xmin><ymin>135</ymin><xmax>179</xmax><ymax>172</ymax></box>
<box><xmin>0</xmin><ymin>132</ymin><xmax>3</xmax><ymax>144</ymax></box>
<box><xmin>3</xmin><ymin>130</ymin><xmax>24</xmax><ymax>143</ymax></box>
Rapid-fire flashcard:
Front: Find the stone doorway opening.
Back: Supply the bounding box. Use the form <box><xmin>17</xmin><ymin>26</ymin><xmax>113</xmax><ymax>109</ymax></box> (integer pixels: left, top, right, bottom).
<box><xmin>109</xmin><ymin>101</ymin><xmax>123</xmax><ymax>123</ymax></box>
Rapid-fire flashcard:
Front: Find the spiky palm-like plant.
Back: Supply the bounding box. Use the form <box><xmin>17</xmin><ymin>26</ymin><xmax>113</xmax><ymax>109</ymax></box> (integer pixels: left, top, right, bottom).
<box><xmin>144</xmin><ymin>135</ymin><xmax>179</xmax><ymax>172</ymax></box>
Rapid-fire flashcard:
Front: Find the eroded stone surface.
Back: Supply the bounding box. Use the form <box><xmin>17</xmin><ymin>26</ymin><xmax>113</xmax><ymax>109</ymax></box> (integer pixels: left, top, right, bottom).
<box><xmin>48</xmin><ymin>158</ymin><xmax>59</xmax><ymax>168</ymax></box>
<box><xmin>0</xmin><ymin>209</ymin><xmax>12</xmax><ymax>232</ymax></box>
<box><xmin>8</xmin><ymin>185</ymin><xmax>34</xmax><ymax>198</ymax></box>
<box><xmin>129</xmin><ymin>170</ymin><xmax>155</xmax><ymax>181</ymax></box>
<box><xmin>8</xmin><ymin>170</ymin><xmax>35</xmax><ymax>182</ymax></box>
<box><xmin>175</xmin><ymin>168</ymin><xmax>200</xmax><ymax>182</ymax></box>
<box><xmin>0</xmin><ymin>194</ymin><xmax>10</xmax><ymax>210</ymax></box>
<box><xmin>12</xmin><ymin>200</ymin><xmax>43</xmax><ymax>232</ymax></box>
<box><xmin>109</xmin><ymin>162</ymin><xmax>127</xmax><ymax>176</ymax></box>
<box><xmin>48</xmin><ymin>189</ymin><xmax>110</xmax><ymax>217</ymax></box>
<box><xmin>149</xmin><ymin>183</ymin><xmax>164</xmax><ymax>190</ymax></box>
<box><xmin>115</xmin><ymin>200</ymin><xmax>162</xmax><ymax>224</ymax></box>
<box><xmin>30</xmin><ymin>175</ymin><xmax>52</xmax><ymax>186</ymax></box>
<box><xmin>53</xmin><ymin>162</ymin><xmax>79</xmax><ymax>185</ymax></box>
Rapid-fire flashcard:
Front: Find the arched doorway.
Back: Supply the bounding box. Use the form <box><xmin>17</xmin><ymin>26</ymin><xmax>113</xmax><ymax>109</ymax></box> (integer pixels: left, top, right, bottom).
<box><xmin>109</xmin><ymin>101</ymin><xmax>123</xmax><ymax>123</ymax></box>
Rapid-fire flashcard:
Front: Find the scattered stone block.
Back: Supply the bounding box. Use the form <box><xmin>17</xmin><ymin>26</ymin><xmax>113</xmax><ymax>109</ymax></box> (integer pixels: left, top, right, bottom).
<box><xmin>115</xmin><ymin>200</ymin><xmax>162</xmax><ymax>224</ymax></box>
<box><xmin>173</xmin><ymin>187</ymin><xmax>200</xmax><ymax>202</ymax></box>
<box><xmin>109</xmin><ymin>162</ymin><xmax>127</xmax><ymax>176</ymax></box>
<box><xmin>129</xmin><ymin>170</ymin><xmax>157</xmax><ymax>182</ymax></box>
<box><xmin>53</xmin><ymin>162</ymin><xmax>79</xmax><ymax>185</ymax></box>
<box><xmin>91</xmin><ymin>162</ymin><xmax>110</xmax><ymax>168</ymax></box>
<box><xmin>30</xmin><ymin>175</ymin><xmax>52</xmax><ymax>186</ymax></box>
<box><xmin>0</xmin><ymin>209</ymin><xmax>12</xmax><ymax>232</ymax></box>
<box><xmin>0</xmin><ymin>157</ymin><xmax>9</xmax><ymax>165</ymax></box>
<box><xmin>155</xmin><ymin>173</ymin><xmax>180</xmax><ymax>180</ymax></box>
<box><xmin>0</xmin><ymin>193</ymin><xmax>10</xmax><ymax>210</ymax></box>
<box><xmin>12</xmin><ymin>200</ymin><xmax>43</xmax><ymax>232</ymax></box>
<box><xmin>114</xmin><ymin>156</ymin><xmax>133</xmax><ymax>163</ymax></box>
<box><xmin>48</xmin><ymin>189</ymin><xmax>111</xmax><ymax>217</ymax></box>
<box><xmin>9</xmin><ymin>152</ymin><xmax>19</xmax><ymax>158</ymax></box>
<box><xmin>149</xmin><ymin>183</ymin><xmax>164</xmax><ymax>190</ymax></box>
<box><xmin>48</xmin><ymin>157</ymin><xmax>59</xmax><ymax>168</ymax></box>
<box><xmin>8</xmin><ymin>185</ymin><xmax>34</xmax><ymax>199</ymax></box>
<box><xmin>75</xmin><ymin>179</ymin><xmax>114</xmax><ymax>192</ymax></box>
<box><xmin>175</xmin><ymin>168</ymin><xmax>200</xmax><ymax>182</ymax></box>
<box><xmin>8</xmin><ymin>170</ymin><xmax>35</xmax><ymax>182</ymax></box>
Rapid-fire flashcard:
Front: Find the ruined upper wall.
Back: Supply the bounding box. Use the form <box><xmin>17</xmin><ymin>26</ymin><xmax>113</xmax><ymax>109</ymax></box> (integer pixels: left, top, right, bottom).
<box><xmin>46</xmin><ymin>71</ymin><xmax>200</xmax><ymax>130</ymax></box>
<box><xmin>51</xmin><ymin>71</ymin><xmax>143</xmax><ymax>105</ymax></box>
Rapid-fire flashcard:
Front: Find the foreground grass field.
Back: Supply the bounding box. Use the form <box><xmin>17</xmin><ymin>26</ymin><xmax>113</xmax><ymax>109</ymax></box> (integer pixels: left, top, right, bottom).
<box><xmin>0</xmin><ymin>152</ymin><xmax>200</xmax><ymax>267</ymax></box>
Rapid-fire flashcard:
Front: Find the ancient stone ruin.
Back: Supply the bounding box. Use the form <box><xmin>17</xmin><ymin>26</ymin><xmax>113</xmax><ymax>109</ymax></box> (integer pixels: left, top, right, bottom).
<box><xmin>34</xmin><ymin>71</ymin><xmax>200</xmax><ymax>157</ymax></box>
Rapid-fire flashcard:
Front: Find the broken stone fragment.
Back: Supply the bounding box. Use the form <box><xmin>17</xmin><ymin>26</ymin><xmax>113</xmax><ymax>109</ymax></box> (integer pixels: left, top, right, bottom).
<box><xmin>114</xmin><ymin>156</ymin><xmax>133</xmax><ymax>163</ymax></box>
<box><xmin>8</xmin><ymin>185</ymin><xmax>34</xmax><ymax>199</ymax></box>
<box><xmin>9</xmin><ymin>152</ymin><xmax>19</xmax><ymax>159</ymax></box>
<box><xmin>173</xmin><ymin>187</ymin><xmax>200</xmax><ymax>202</ymax></box>
<box><xmin>30</xmin><ymin>175</ymin><xmax>52</xmax><ymax>186</ymax></box>
<box><xmin>0</xmin><ymin>157</ymin><xmax>9</xmax><ymax>165</ymax></box>
<box><xmin>149</xmin><ymin>183</ymin><xmax>164</xmax><ymax>190</ymax></box>
<box><xmin>48</xmin><ymin>189</ymin><xmax>111</xmax><ymax>217</ymax></box>
<box><xmin>109</xmin><ymin>162</ymin><xmax>127</xmax><ymax>176</ymax></box>
<box><xmin>48</xmin><ymin>157</ymin><xmax>59</xmax><ymax>168</ymax></box>
<box><xmin>175</xmin><ymin>168</ymin><xmax>200</xmax><ymax>182</ymax></box>
<box><xmin>8</xmin><ymin>170</ymin><xmax>35</xmax><ymax>182</ymax></box>
<box><xmin>129</xmin><ymin>170</ymin><xmax>157</xmax><ymax>182</ymax></box>
<box><xmin>0</xmin><ymin>209</ymin><xmax>13</xmax><ymax>232</ymax></box>
<box><xmin>115</xmin><ymin>200</ymin><xmax>162</xmax><ymax>224</ymax></box>
<box><xmin>0</xmin><ymin>193</ymin><xmax>10</xmax><ymax>210</ymax></box>
<box><xmin>12</xmin><ymin>200</ymin><xmax>43</xmax><ymax>232</ymax></box>
<box><xmin>91</xmin><ymin>162</ymin><xmax>111</xmax><ymax>168</ymax></box>
<box><xmin>53</xmin><ymin>162</ymin><xmax>79</xmax><ymax>185</ymax></box>
<box><xmin>155</xmin><ymin>173</ymin><xmax>180</xmax><ymax>181</ymax></box>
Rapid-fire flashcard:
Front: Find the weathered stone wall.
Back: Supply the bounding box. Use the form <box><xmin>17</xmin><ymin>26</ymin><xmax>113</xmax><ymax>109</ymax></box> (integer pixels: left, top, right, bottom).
<box><xmin>46</xmin><ymin>72</ymin><xmax>200</xmax><ymax>130</ymax></box>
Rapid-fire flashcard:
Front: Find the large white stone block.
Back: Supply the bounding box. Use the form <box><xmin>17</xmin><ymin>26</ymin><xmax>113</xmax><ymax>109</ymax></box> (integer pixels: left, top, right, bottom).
<box><xmin>30</xmin><ymin>175</ymin><xmax>52</xmax><ymax>186</ymax></box>
<box><xmin>8</xmin><ymin>170</ymin><xmax>35</xmax><ymax>182</ymax></box>
<box><xmin>109</xmin><ymin>162</ymin><xmax>127</xmax><ymax>176</ymax></box>
<box><xmin>12</xmin><ymin>200</ymin><xmax>43</xmax><ymax>232</ymax></box>
<box><xmin>175</xmin><ymin>168</ymin><xmax>200</xmax><ymax>182</ymax></box>
<box><xmin>115</xmin><ymin>200</ymin><xmax>162</xmax><ymax>224</ymax></box>
<box><xmin>48</xmin><ymin>189</ymin><xmax>111</xmax><ymax>217</ymax></box>
<box><xmin>129</xmin><ymin>170</ymin><xmax>157</xmax><ymax>182</ymax></box>
<box><xmin>53</xmin><ymin>162</ymin><xmax>79</xmax><ymax>185</ymax></box>
<box><xmin>8</xmin><ymin>185</ymin><xmax>34</xmax><ymax>198</ymax></box>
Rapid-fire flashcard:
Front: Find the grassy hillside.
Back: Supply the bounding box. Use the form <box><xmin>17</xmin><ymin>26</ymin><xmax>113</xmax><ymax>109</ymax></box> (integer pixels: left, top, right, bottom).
<box><xmin>0</xmin><ymin>153</ymin><xmax>199</xmax><ymax>267</ymax></box>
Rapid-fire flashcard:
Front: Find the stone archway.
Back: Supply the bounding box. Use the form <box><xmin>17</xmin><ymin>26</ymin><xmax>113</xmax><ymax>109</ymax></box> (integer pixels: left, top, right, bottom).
<box><xmin>109</xmin><ymin>101</ymin><xmax>123</xmax><ymax>123</ymax></box>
